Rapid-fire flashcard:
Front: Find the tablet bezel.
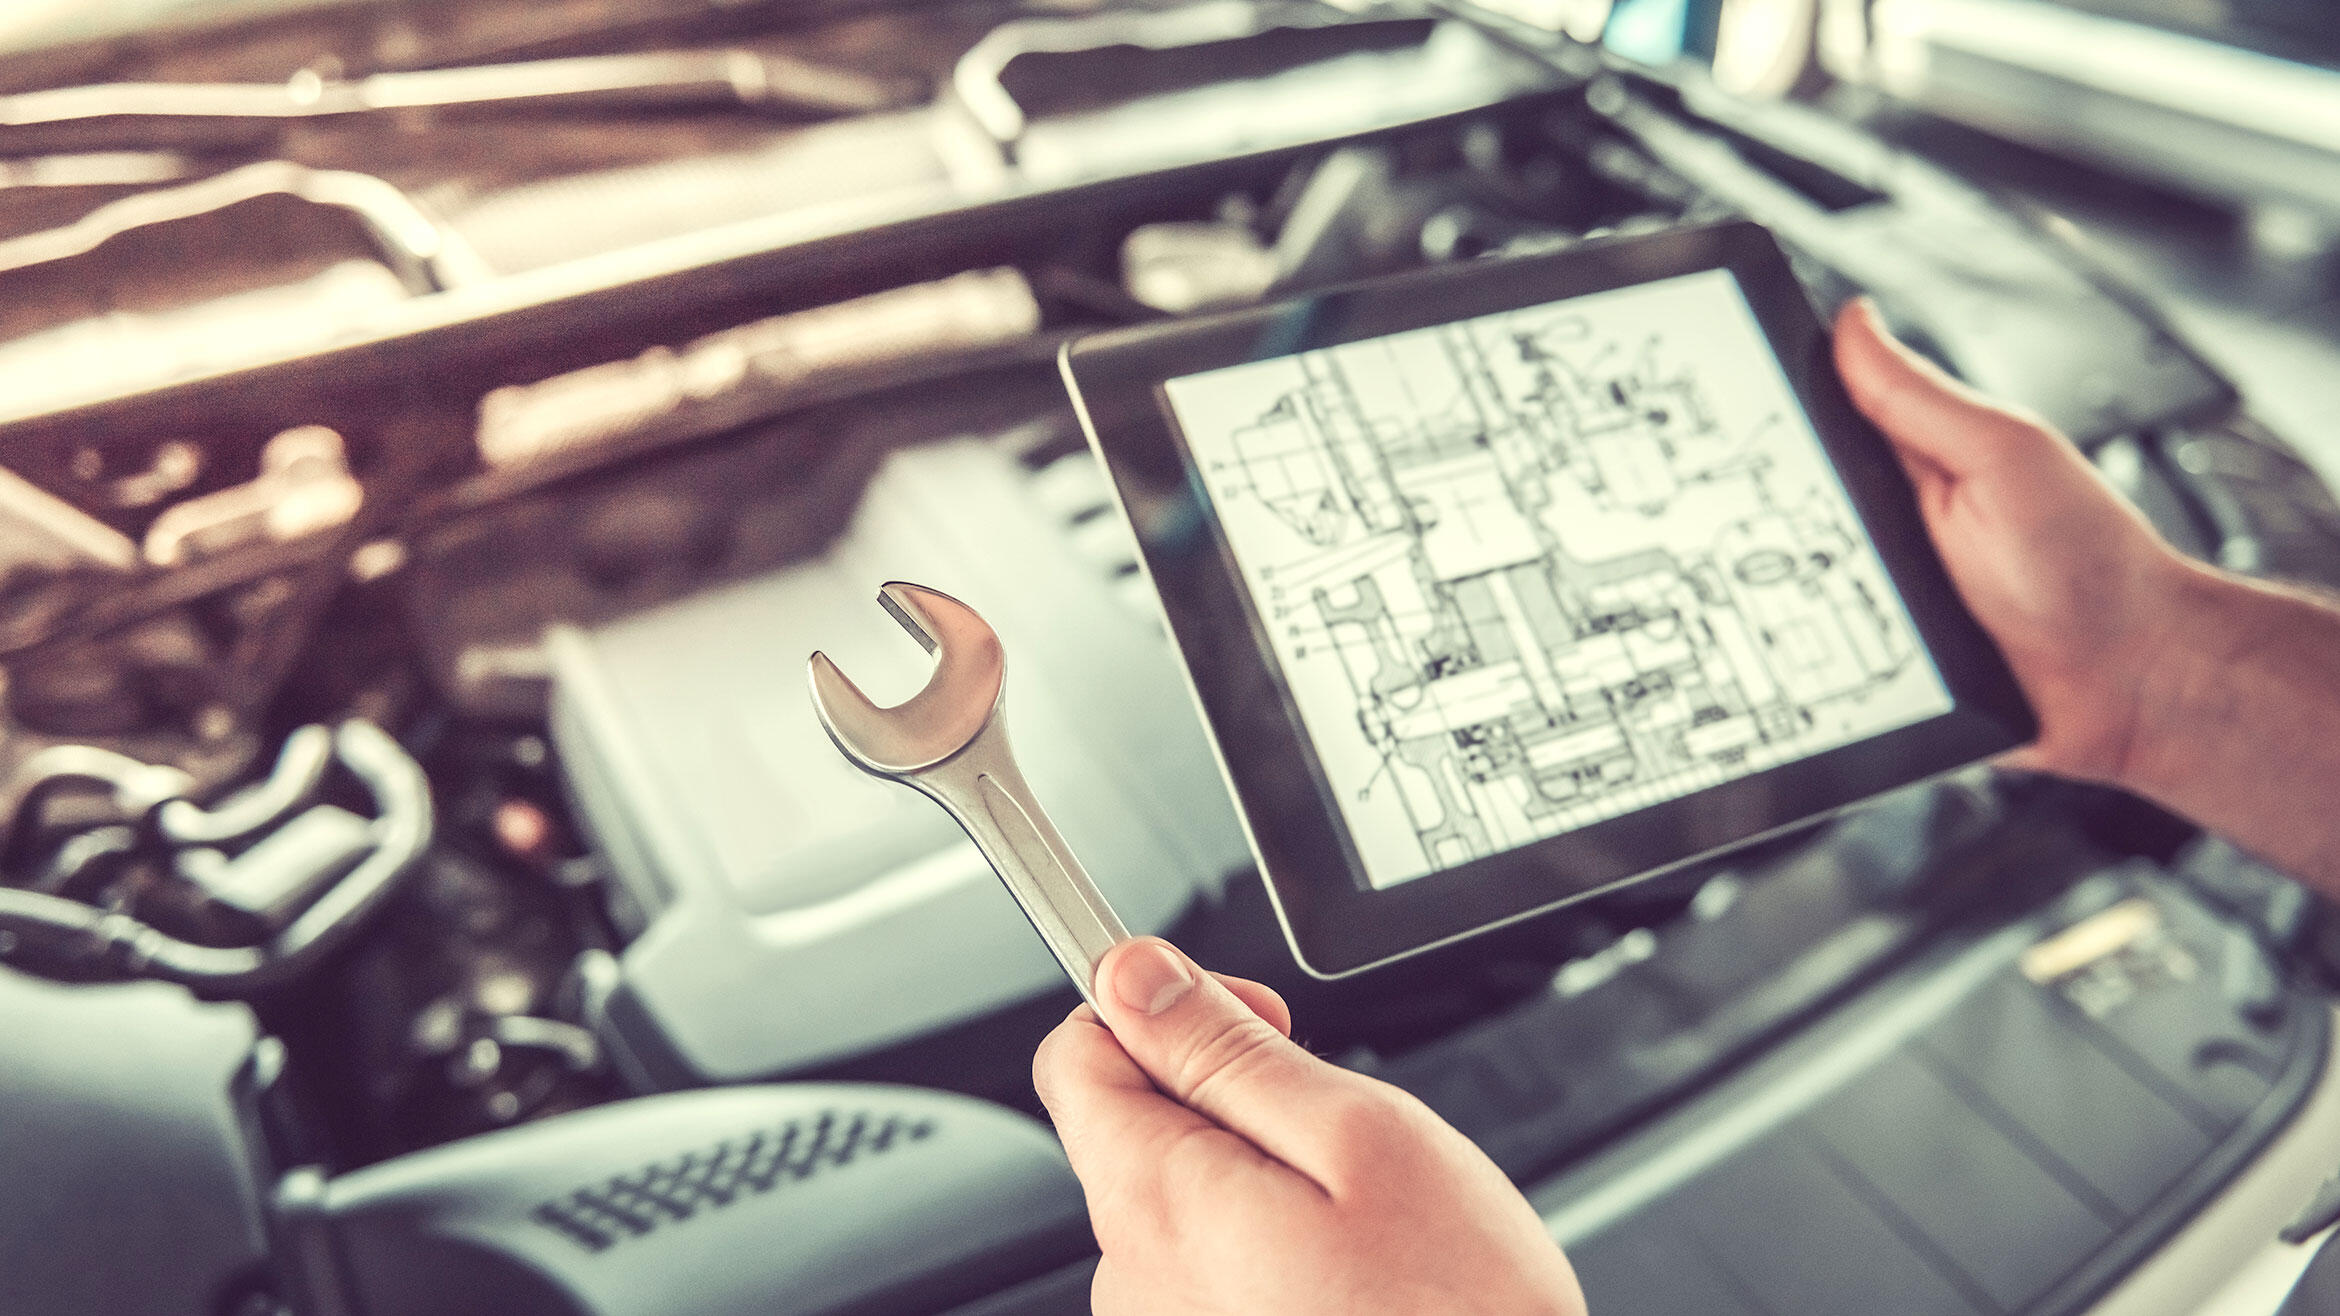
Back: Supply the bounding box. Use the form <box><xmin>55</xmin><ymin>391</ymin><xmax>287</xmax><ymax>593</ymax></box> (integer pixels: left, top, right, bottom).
<box><xmin>1061</xmin><ymin>219</ymin><xmax>2037</xmax><ymax>978</ymax></box>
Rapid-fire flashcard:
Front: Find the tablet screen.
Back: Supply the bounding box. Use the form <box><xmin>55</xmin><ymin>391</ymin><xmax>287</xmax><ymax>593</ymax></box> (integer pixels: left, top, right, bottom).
<box><xmin>1159</xmin><ymin>267</ymin><xmax>1955</xmax><ymax>890</ymax></box>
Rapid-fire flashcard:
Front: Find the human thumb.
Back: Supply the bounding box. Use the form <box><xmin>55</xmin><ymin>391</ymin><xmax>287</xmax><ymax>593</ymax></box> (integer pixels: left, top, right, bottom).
<box><xmin>1833</xmin><ymin>297</ymin><xmax>2038</xmax><ymax>480</ymax></box>
<box><xmin>1092</xmin><ymin>937</ymin><xmax>1357</xmax><ymax>1172</ymax></box>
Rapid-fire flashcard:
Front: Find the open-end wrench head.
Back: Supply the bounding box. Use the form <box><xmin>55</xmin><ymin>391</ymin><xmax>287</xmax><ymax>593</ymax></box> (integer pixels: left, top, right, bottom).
<box><xmin>807</xmin><ymin>582</ymin><xmax>1005</xmax><ymax>777</ymax></box>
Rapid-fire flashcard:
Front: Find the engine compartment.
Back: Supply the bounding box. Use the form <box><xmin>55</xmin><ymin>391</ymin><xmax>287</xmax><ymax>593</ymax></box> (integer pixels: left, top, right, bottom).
<box><xmin>2</xmin><ymin>3</ymin><xmax>2338</xmax><ymax>1312</ymax></box>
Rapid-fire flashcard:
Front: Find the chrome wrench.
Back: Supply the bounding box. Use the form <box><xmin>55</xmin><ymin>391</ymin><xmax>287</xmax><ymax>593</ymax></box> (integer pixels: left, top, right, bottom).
<box><xmin>808</xmin><ymin>582</ymin><xmax>1130</xmax><ymax>1005</ymax></box>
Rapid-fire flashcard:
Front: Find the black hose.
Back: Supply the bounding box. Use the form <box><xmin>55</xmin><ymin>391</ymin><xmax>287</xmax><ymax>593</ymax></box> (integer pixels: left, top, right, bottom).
<box><xmin>0</xmin><ymin>744</ymin><xmax>190</xmax><ymax>870</ymax></box>
<box><xmin>157</xmin><ymin>723</ymin><xmax>335</xmax><ymax>846</ymax></box>
<box><xmin>245</xmin><ymin>720</ymin><xmax>433</xmax><ymax>988</ymax></box>
<box><xmin>0</xmin><ymin>720</ymin><xmax>432</xmax><ymax>994</ymax></box>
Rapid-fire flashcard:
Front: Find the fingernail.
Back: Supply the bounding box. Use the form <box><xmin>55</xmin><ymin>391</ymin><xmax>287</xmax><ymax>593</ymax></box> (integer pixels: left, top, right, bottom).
<box><xmin>1112</xmin><ymin>941</ymin><xmax>1194</xmax><ymax>1016</ymax></box>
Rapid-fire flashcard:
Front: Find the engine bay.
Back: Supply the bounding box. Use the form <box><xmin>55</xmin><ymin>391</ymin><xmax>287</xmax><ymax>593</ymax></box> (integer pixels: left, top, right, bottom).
<box><xmin>3</xmin><ymin>3</ymin><xmax>2339</xmax><ymax>1313</ymax></box>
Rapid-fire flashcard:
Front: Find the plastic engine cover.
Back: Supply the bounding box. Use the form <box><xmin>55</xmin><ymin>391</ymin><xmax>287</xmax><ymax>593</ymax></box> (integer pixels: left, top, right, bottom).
<box><xmin>549</xmin><ymin>438</ymin><xmax>1250</xmax><ymax>1085</ymax></box>
<box><xmin>299</xmin><ymin>1083</ymin><xmax>1092</xmax><ymax>1316</ymax></box>
<box><xmin>0</xmin><ymin>966</ymin><xmax>271</xmax><ymax>1316</ymax></box>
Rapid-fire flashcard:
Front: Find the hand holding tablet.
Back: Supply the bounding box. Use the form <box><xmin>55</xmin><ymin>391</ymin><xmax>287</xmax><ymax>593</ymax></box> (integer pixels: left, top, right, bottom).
<box><xmin>1063</xmin><ymin>221</ymin><xmax>2035</xmax><ymax>977</ymax></box>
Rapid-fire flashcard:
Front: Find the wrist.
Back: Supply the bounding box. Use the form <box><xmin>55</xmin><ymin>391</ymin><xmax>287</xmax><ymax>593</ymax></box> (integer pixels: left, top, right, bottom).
<box><xmin>2114</xmin><ymin>558</ymin><xmax>2290</xmax><ymax>806</ymax></box>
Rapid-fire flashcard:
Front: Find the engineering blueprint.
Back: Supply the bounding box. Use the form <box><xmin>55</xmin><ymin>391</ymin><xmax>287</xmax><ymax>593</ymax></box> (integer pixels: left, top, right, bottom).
<box><xmin>1161</xmin><ymin>269</ymin><xmax>1955</xmax><ymax>889</ymax></box>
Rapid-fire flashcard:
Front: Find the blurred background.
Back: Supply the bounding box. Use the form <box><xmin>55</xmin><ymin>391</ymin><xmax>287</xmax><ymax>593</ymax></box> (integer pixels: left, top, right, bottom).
<box><xmin>1</xmin><ymin>0</ymin><xmax>2331</xmax><ymax>464</ymax></box>
<box><xmin>0</xmin><ymin>3</ymin><xmax>2337</xmax><ymax>1316</ymax></box>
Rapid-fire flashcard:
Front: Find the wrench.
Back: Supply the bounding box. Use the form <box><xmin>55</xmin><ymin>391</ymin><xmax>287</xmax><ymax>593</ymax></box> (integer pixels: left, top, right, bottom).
<box><xmin>808</xmin><ymin>582</ymin><xmax>1131</xmax><ymax>1005</ymax></box>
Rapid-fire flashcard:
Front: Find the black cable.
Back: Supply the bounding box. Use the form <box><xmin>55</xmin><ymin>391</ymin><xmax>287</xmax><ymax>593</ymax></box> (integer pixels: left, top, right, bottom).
<box><xmin>157</xmin><ymin>723</ymin><xmax>334</xmax><ymax>846</ymax></box>
<box><xmin>0</xmin><ymin>720</ymin><xmax>432</xmax><ymax>993</ymax></box>
<box><xmin>248</xmin><ymin>720</ymin><xmax>433</xmax><ymax>988</ymax></box>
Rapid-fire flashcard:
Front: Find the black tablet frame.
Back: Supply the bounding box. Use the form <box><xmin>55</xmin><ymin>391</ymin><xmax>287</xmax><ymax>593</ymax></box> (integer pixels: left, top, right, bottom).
<box><xmin>1061</xmin><ymin>220</ymin><xmax>2036</xmax><ymax>978</ymax></box>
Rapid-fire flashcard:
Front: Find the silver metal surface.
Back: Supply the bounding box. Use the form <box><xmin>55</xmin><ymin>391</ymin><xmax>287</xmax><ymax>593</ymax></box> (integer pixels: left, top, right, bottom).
<box><xmin>0</xmin><ymin>50</ymin><xmax>920</xmax><ymax>147</ymax></box>
<box><xmin>809</xmin><ymin>582</ymin><xmax>1131</xmax><ymax>1003</ymax></box>
<box><xmin>948</xmin><ymin>2</ymin><xmax>1353</xmax><ymax>160</ymax></box>
<box><xmin>0</xmin><ymin>159</ymin><xmax>488</xmax><ymax>295</ymax></box>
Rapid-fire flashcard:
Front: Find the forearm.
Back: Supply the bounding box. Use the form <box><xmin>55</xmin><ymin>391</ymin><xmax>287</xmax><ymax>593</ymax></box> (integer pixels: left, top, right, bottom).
<box><xmin>2120</xmin><ymin>563</ymin><xmax>2340</xmax><ymax>894</ymax></box>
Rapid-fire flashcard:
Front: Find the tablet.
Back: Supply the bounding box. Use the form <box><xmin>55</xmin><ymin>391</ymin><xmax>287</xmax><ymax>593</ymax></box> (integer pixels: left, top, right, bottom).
<box><xmin>1062</xmin><ymin>220</ymin><xmax>2035</xmax><ymax>978</ymax></box>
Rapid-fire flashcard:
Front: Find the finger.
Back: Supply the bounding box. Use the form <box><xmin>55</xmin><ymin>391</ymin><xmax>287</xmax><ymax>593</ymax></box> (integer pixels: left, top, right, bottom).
<box><xmin>1883</xmin><ymin>434</ymin><xmax>1954</xmax><ymax>524</ymax></box>
<box><xmin>1033</xmin><ymin>1010</ymin><xmax>1282</xmax><ymax>1209</ymax></box>
<box><xmin>1833</xmin><ymin>298</ymin><xmax>2036</xmax><ymax>478</ymax></box>
<box><xmin>1032</xmin><ymin>971</ymin><xmax>1293</xmax><ymax>1213</ymax></box>
<box><xmin>1990</xmin><ymin>743</ymin><xmax>2054</xmax><ymax>774</ymax></box>
<box><xmin>1091</xmin><ymin>937</ymin><xmax>1361</xmax><ymax>1181</ymax></box>
<box><xmin>1072</xmin><ymin>976</ymin><xmax>1286</xmax><ymax>1033</ymax></box>
<box><xmin>1211</xmin><ymin>972</ymin><xmax>1293</xmax><ymax>1037</ymax></box>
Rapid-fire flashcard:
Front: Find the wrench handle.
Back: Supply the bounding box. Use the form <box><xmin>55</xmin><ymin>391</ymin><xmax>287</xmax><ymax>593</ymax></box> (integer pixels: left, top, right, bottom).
<box><xmin>924</xmin><ymin>720</ymin><xmax>1130</xmax><ymax>1006</ymax></box>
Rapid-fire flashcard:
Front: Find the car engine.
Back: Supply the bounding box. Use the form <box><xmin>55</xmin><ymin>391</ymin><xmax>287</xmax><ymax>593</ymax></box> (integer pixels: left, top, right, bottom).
<box><xmin>1</xmin><ymin>2</ymin><xmax>2337</xmax><ymax>1314</ymax></box>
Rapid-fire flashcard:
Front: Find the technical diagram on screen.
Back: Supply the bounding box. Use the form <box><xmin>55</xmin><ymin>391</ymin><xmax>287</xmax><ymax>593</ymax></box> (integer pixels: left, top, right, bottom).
<box><xmin>1163</xmin><ymin>268</ymin><xmax>1956</xmax><ymax>890</ymax></box>
<box><xmin>1064</xmin><ymin>221</ymin><xmax>2034</xmax><ymax>976</ymax></box>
